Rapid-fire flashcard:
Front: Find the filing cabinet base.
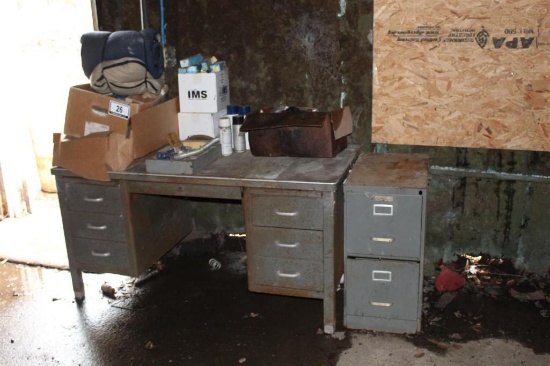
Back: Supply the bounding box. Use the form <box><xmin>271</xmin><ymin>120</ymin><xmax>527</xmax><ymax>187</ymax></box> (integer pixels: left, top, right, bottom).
<box><xmin>345</xmin><ymin>315</ymin><xmax>420</xmax><ymax>334</ymax></box>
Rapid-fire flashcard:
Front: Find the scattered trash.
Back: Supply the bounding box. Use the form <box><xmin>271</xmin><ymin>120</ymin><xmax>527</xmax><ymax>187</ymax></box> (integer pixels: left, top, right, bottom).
<box><xmin>135</xmin><ymin>268</ymin><xmax>161</xmax><ymax>287</ymax></box>
<box><xmin>449</xmin><ymin>333</ymin><xmax>463</xmax><ymax>340</ymax></box>
<box><xmin>540</xmin><ymin>309</ymin><xmax>550</xmax><ymax>318</ymax></box>
<box><xmin>145</xmin><ymin>341</ymin><xmax>155</xmax><ymax>350</ymax></box>
<box><xmin>243</xmin><ymin>312</ymin><xmax>261</xmax><ymax>319</ymax></box>
<box><xmin>434</xmin><ymin>292</ymin><xmax>457</xmax><ymax>309</ymax></box>
<box><xmin>427</xmin><ymin>338</ymin><xmax>450</xmax><ymax>349</ymax></box>
<box><xmin>101</xmin><ymin>283</ymin><xmax>116</xmax><ymax>298</ymax></box>
<box><xmin>471</xmin><ymin>323</ymin><xmax>483</xmax><ymax>333</ymax></box>
<box><xmin>435</xmin><ymin>265</ymin><xmax>465</xmax><ymax>293</ymax></box>
<box><xmin>208</xmin><ymin>258</ymin><xmax>221</xmax><ymax>270</ymax></box>
<box><xmin>414</xmin><ymin>352</ymin><xmax>425</xmax><ymax>358</ymax></box>
<box><xmin>238</xmin><ymin>357</ymin><xmax>246</xmax><ymax>363</ymax></box>
<box><xmin>331</xmin><ymin>331</ymin><xmax>346</xmax><ymax>340</ymax></box>
<box><xmin>510</xmin><ymin>289</ymin><xmax>546</xmax><ymax>302</ymax></box>
<box><xmin>1</xmin><ymin>258</ymin><xmax>8</xmax><ymax>265</ymax></box>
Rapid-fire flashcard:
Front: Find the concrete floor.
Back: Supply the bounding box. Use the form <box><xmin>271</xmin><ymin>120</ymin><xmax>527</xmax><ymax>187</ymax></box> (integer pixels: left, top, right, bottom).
<box><xmin>0</xmin><ymin>194</ymin><xmax>549</xmax><ymax>365</ymax></box>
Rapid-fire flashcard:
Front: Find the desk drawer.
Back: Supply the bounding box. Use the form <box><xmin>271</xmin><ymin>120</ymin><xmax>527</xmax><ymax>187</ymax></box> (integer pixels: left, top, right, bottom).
<box><xmin>68</xmin><ymin>212</ymin><xmax>125</xmax><ymax>242</ymax></box>
<box><xmin>72</xmin><ymin>238</ymin><xmax>129</xmax><ymax>269</ymax></box>
<box><xmin>62</xmin><ymin>183</ymin><xmax>122</xmax><ymax>214</ymax></box>
<box><xmin>249</xmin><ymin>227</ymin><xmax>323</xmax><ymax>261</ymax></box>
<box><xmin>251</xmin><ymin>195</ymin><xmax>323</xmax><ymax>230</ymax></box>
<box><xmin>249</xmin><ymin>256</ymin><xmax>323</xmax><ymax>292</ymax></box>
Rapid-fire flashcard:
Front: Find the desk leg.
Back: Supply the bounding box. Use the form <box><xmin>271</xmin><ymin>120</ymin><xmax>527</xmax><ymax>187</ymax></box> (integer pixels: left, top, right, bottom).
<box><xmin>323</xmin><ymin>189</ymin><xmax>344</xmax><ymax>334</ymax></box>
<box><xmin>70</xmin><ymin>267</ymin><xmax>85</xmax><ymax>301</ymax></box>
<box><xmin>323</xmin><ymin>303</ymin><xmax>336</xmax><ymax>334</ymax></box>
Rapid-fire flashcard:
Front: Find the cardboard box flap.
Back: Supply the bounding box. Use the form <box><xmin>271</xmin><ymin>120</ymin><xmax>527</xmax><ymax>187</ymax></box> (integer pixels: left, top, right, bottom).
<box><xmin>52</xmin><ymin>132</ymin><xmax>112</xmax><ymax>181</ymax></box>
<box><xmin>331</xmin><ymin>106</ymin><xmax>353</xmax><ymax>140</ymax></box>
<box><xmin>130</xmin><ymin>97</ymin><xmax>179</xmax><ymax>158</ymax></box>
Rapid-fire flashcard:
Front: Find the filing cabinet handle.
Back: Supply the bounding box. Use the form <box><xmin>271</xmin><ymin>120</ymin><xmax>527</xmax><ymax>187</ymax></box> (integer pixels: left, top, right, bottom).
<box><xmin>276</xmin><ymin>270</ymin><xmax>300</xmax><ymax>278</ymax></box>
<box><xmin>83</xmin><ymin>196</ymin><xmax>104</xmax><ymax>203</ymax></box>
<box><xmin>371</xmin><ymin>237</ymin><xmax>395</xmax><ymax>243</ymax></box>
<box><xmin>370</xmin><ymin>301</ymin><xmax>393</xmax><ymax>307</ymax></box>
<box><xmin>87</xmin><ymin>224</ymin><xmax>108</xmax><ymax>231</ymax></box>
<box><xmin>91</xmin><ymin>250</ymin><xmax>111</xmax><ymax>257</ymax></box>
<box><xmin>274</xmin><ymin>210</ymin><xmax>298</xmax><ymax>217</ymax></box>
<box><xmin>275</xmin><ymin>241</ymin><xmax>299</xmax><ymax>248</ymax></box>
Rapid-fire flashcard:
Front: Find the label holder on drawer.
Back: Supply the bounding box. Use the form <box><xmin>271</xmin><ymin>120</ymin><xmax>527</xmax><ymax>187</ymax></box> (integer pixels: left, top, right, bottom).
<box><xmin>373</xmin><ymin>204</ymin><xmax>393</xmax><ymax>216</ymax></box>
<box><xmin>372</xmin><ymin>270</ymin><xmax>392</xmax><ymax>282</ymax></box>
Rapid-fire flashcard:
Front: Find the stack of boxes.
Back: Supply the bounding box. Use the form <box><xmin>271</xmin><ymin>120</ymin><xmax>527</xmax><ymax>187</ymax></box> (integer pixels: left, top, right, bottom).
<box><xmin>177</xmin><ymin>54</ymin><xmax>230</xmax><ymax>140</ymax></box>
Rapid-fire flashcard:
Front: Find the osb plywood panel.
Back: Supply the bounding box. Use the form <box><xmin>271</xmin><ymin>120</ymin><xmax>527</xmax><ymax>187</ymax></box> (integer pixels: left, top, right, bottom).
<box><xmin>372</xmin><ymin>0</ymin><xmax>550</xmax><ymax>151</ymax></box>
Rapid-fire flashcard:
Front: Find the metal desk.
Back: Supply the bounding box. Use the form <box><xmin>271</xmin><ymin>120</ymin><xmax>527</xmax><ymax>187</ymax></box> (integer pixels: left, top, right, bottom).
<box><xmin>53</xmin><ymin>145</ymin><xmax>360</xmax><ymax>334</ymax></box>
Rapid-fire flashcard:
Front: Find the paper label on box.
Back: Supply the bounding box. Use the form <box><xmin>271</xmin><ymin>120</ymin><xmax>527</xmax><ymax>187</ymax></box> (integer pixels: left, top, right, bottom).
<box><xmin>84</xmin><ymin>121</ymin><xmax>110</xmax><ymax>136</ymax></box>
<box><xmin>108</xmin><ymin>100</ymin><xmax>131</xmax><ymax>119</ymax></box>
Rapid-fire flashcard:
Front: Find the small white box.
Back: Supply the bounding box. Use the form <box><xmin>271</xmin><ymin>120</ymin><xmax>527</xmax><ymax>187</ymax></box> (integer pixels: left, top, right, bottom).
<box><xmin>178</xmin><ymin>110</ymin><xmax>226</xmax><ymax>140</ymax></box>
<box><xmin>178</xmin><ymin>68</ymin><xmax>230</xmax><ymax>113</ymax></box>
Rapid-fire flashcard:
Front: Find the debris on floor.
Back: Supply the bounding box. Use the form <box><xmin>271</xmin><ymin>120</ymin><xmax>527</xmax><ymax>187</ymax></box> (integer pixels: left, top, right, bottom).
<box><xmin>435</xmin><ymin>265</ymin><xmax>466</xmax><ymax>293</ymax></box>
<box><xmin>415</xmin><ymin>253</ymin><xmax>550</xmax><ymax>354</ymax></box>
<box><xmin>100</xmin><ymin>283</ymin><xmax>116</xmax><ymax>298</ymax></box>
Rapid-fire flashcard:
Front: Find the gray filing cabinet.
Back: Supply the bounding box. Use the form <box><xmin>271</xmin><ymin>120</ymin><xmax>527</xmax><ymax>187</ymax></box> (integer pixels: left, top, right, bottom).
<box><xmin>343</xmin><ymin>153</ymin><xmax>428</xmax><ymax>333</ymax></box>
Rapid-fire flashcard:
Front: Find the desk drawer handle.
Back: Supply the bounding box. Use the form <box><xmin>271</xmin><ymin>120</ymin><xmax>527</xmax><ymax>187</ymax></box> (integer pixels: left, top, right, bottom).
<box><xmin>91</xmin><ymin>250</ymin><xmax>111</xmax><ymax>257</ymax></box>
<box><xmin>370</xmin><ymin>301</ymin><xmax>393</xmax><ymax>307</ymax></box>
<box><xmin>87</xmin><ymin>224</ymin><xmax>107</xmax><ymax>231</ymax></box>
<box><xmin>274</xmin><ymin>210</ymin><xmax>298</xmax><ymax>217</ymax></box>
<box><xmin>276</xmin><ymin>270</ymin><xmax>300</xmax><ymax>278</ymax></box>
<box><xmin>83</xmin><ymin>196</ymin><xmax>104</xmax><ymax>203</ymax></box>
<box><xmin>275</xmin><ymin>241</ymin><xmax>299</xmax><ymax>248</ymax></box>
<box><xmin>371</xmin><ymin>237</ymin><xmax>395</xmax><ymax>243</ymax></box>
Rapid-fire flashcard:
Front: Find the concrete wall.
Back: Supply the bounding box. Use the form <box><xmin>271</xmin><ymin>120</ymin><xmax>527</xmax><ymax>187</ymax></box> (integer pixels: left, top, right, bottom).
<box><xmin>95</xmin><ymin>0</ymin><xmax>550</xmax><ymax>275</ymax></box>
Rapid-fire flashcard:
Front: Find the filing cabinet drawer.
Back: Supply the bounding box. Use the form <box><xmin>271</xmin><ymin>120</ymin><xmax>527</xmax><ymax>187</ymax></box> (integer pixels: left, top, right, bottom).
<box><xmin>249</xmin><ymin>256</ymin><xmax>323</xmax><ymax>292</ymax></box>
<box><xmin>68</xmin><ymin>212</ymin><xmax>126</xmax><ymax>242</ymax></box>
<box><xmin>61</xmin><ymin>182</ymin><xmax>122</xmax><ymax>214</ymax></box>
<box><xmin>72</xmin><ymin>238</ymin><xmax>129</xmax><ymax>269</ymax></box>
<box><xmin>345</xmin><ymin>258</ymin><xmax>420</xmax><ymax>321</ymax></box>
<box><xmin>345</xmin><ymin>192</ymin><xmax>423</xmax><ymax>259</ymax></box>
<box><xmin>249</xmin><ymin>227</ymin><xmax>323</xmax><ymax>261</ymax></box>
<box><xmin>250</xmin><ymin>195</ymin><xmax>323</xmax><ymax>230</ymax></box>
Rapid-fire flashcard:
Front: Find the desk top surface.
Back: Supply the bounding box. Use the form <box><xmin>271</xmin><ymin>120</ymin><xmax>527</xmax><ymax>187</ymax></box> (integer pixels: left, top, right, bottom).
<box><xmin>103</xmin><ymin>145</ymin><xmax>361</xmax><ymax>191</ymax></box>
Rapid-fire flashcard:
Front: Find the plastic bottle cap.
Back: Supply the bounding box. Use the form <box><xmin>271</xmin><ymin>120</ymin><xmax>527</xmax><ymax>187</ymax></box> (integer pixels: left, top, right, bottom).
<box><xmin>219</xmin><ymin>117</ymin><xmax>231</xmax><ymax>127</ymax></box>
<box><xmin>226</xmin><ymin>105</ymin><xmax>239</xmax><ymax>114</ymax></box>
<box><xmin>233</xmin><ymin>115</ymin><xmax>244</xmax><ymax>125</ymax></box>
<box><xmin>239</xmin><ymin>105</ymin><xmax>251</xmax><ymax>115</ymax></box>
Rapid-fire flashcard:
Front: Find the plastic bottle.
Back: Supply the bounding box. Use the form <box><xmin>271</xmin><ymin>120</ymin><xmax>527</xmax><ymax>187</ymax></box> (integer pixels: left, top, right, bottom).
<box><xmin>238</xmin><ymin>106</ymin><xmax>252</xmax><ymax>150</ymax></box>
<box><xmin>226</xmin><ymin>105</ymin><xmax>239</xmax><ymax>147</ymax></box>
<box><xmin>232</xmin><ymin>115</ymin><xmax>245</xmax><ymax>153</ymax></box>
<box><xmin>219</xmin><ymin>117</ymin><xmax>233</xmax><ymax>156</ymax></box>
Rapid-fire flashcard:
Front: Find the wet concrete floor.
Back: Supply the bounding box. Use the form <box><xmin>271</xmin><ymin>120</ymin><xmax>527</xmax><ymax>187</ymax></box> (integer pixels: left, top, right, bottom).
<box><xmin>0</xmin><ymin>238</ymin><xmax>350</xmax><ymax>366</ymax></box>
<box><xmin>2</xmin><ymin>235</ymin><xmax>550</xmax><ymax>365</ymax></box>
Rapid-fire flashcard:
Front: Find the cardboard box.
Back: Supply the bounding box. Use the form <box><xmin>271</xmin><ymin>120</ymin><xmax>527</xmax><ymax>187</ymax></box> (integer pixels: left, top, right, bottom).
<box><xmin>178</xmin><ymin>69</ymin><xmax>230</xmax><ymax>113</ymax></box>
<box><xmin>53</xmin><ymin>98</ymin><xmax>179</xmax><ymax>181</ymax></box>
<box><xmin>177</xmin><ymin>110</ymin><xmax>226</xmax><ymax>140</ymax></box>
<box><xmin>64</xmin><ymin>84</ymin><xmax>167</xmax><ymax>138</ymax></box>
<box><xmin>240</xmin><ymin>107</ymin><xmax>353</xmax><ymax>158</ymax></box>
